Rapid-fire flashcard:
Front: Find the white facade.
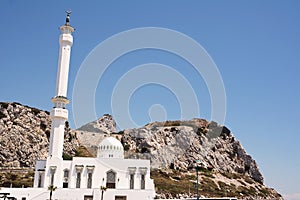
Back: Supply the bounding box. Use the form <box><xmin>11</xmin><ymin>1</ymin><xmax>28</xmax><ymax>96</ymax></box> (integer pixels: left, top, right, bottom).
<box><xmin>29</xmin><ymin>136</ymin><xmax>155</xmax><ymax>200</ymax></box>
<box><xmin>1</xmin><ymin>13</ymin><xmax>155</xmax><ymax>200</ymax></box>
<box><xmin>3</xmin><ymin>136</ymin><xmax>155</xmax><ymax>200</ymax></box>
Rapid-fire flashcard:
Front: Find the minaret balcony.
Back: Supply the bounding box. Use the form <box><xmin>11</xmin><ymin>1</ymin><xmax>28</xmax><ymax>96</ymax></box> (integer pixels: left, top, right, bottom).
<box><xmin>51</xmin><ymin>96</ymin><xmax>70</xmax><ymax>104</ymax></box>
<box><xmin>60</xmin><ymin>25</ymin><xmax>75</xmax><ymax>34</ymax></box>
<box><xmin>50</xmin><ymin>108</ymin><xmax>68</xmax><ymax>119</ymax></box>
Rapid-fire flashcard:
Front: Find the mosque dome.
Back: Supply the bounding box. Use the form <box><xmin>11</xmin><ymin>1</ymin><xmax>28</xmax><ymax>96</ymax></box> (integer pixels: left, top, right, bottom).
<box><xmin>97</xmin><ymin>136</ymin><xmax>124</xmax><ymax>159</ymax></box>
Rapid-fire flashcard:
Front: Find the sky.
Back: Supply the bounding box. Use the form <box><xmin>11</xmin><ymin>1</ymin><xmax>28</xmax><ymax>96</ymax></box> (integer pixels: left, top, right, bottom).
<box><xmin>0</xmin><ymin>1</ymin><xmax>299</xmax><ymax>199</ymax></box>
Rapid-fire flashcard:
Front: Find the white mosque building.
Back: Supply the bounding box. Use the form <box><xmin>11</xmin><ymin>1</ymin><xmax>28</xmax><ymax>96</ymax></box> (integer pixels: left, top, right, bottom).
<box><xmin>1</xmin><ymin>12</ymin><xmax>155</xmax><ymax>200</ymax></box>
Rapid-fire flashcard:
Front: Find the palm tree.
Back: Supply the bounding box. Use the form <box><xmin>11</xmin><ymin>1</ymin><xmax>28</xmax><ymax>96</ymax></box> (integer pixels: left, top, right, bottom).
<box><xmin>100</xmin><ymin>186</ymin><xmax>106</xmax><ymax>200</ymax></box>
<box><xmin>48</xmin><ymin>185</ymin><xmax>57</xmax><ymax>200</ymax></box>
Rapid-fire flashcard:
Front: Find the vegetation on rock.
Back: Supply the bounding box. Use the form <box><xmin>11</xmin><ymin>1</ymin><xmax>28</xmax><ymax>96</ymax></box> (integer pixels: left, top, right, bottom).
<box><xmin>0</xmin><ymin>169</ymin><xmax>34</xmax><ymax>188</ymax></box>
<box><xmin>151</xmin><ymin>169</ymin><xmax>282</xmax><ymax>199</ymax></box>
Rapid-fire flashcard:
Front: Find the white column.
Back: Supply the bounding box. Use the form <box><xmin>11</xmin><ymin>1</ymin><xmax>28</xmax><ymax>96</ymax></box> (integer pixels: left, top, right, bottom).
<box><xmin>56</xmin><ymin>26</ymin><xmax>74</xmax><ymax>97</ymax></box>
<box><xmin>48</xmin><ymin>13</ymin><xmax>74</xmax><ymax>159</ymax></box>
<box><xmin>48</xmin><ymin>116</ymin><xmax>66</xmax><ymax>157</ymax></box>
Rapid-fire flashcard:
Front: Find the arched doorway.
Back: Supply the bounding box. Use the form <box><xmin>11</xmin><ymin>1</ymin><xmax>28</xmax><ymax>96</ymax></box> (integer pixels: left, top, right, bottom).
<box><xmin>106</xmin><ymin>169</ymin><xmax>116</xmax><ymax>188</ymax></box>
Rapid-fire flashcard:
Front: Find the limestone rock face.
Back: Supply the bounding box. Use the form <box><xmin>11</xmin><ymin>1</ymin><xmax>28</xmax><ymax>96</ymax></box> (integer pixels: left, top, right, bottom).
<box><xmin>75</xmin><ymin>114</ymin><xmax>117</xmax><ymax>155</ymax></box>
<box><xmin>77</xmin><ymin>114</ymin><xmax>116</xmax><ymax>133</ymax></box>
<box><xmin>121</xmin><ymin>119</ymin><xmax>264</xmax><ymax>183</ymax></box>
<box><xmin>119</xmin><ymin>119</ymin><xmax>284</xmax><ymax>199</ymax></box>
<box><xmin>0</xmin><ymin>102</ymin><xmax>79</xmax><ymax>167</ymax></box>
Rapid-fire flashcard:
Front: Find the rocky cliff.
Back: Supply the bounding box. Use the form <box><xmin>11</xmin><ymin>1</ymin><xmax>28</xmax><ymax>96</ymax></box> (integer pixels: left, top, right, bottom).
<box><xmin>0</xmin><ymin>102</ymin><xmax>79</xmax><ymax>167</ymax></box>
<box><xmin>121</xmin><ymin>119</ymin><xmax>263</xmax><ymax>182</ymax></box>
<box><xmin>119</xmin><ymin>120</ymin><xmax>282</xmax><ymax>199</ymax></box>
<box><xmin>0</xmin><ymin>102</ymin><xmax>282</xmax><ymax>199</ymax></box>
<box><xmin>77</xmin><ymin>114</ymin><xmax>117</xmax><ymax>133</ymax></box>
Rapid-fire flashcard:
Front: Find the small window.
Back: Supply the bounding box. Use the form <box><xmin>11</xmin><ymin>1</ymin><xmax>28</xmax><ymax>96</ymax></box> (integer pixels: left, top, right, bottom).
<box><xmin>64</xmin><ymin>170</ymin><xmax>69</xmax><ymax>178</ymax></box>
<box><xmin>76</xmin><ymin>172</ymin><xmax>81</xmax><ymax>188</ymax></box>
<box><xmin>63</xmin><ymin>182</ymin><xmax>68</xmax><ymax>188</ymax></box>
<box><xmin>38</xmin><ymin>173</ymin><xmax>42</xmax><ymax>188</ymax></box>
<box><xmin>115</xmin><ymin>196</ymin><xmax>127</xmax><ymax>200</ymax></box>
<box><xmin>130</xmin><ymin>174</ymin><xmax>134</xmax><ymax>189</ymax></box>
<box><xmin>141</xmin><ymin>174</ymin><xmax>145</xmax><ymax>189</ymax></box>
<box><xmin>87</xmin><ymin>173</ymin><xmax>92</xmax><ymax>188</ymax></box>
<box><xmin>84</xmin><ymin>195</ymin><xmax>93</xmax><ymax>200</ymax></box>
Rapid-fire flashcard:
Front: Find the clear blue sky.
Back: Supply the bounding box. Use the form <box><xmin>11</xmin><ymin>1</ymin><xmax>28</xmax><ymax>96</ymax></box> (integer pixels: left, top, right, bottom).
<box><xmin>0</xmin><ymin>1</ymin><xmax>299</xmax><ymax>199</ymax></box>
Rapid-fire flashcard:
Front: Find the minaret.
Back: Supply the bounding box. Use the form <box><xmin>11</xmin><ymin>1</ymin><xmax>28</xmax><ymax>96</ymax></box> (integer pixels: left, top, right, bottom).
<box><xmin>48</xmin><ymin>11</ymin><xmax>74</xmax><ymax>158</ymax></box>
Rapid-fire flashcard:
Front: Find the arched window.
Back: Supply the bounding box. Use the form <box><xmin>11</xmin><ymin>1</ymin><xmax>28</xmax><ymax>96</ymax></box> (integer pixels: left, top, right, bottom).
<box><xmin>106</xmin><ymin>170</ymin><xmax>116</xmax><ymax>188</ymax></box>
<box><xmin>139</xmin><ymin>167</ymin><xmax>147</xmax><ymax>190</ymax></box>
<box><xmin>75</xmin><ymin>165</ymin><xmax>84</xmax><ymax>188</ymax></box>
<box><xmin>87</xmin><ymin>165</ymin><xmax>95</xmax><ymax>189</ymax></box>
<box><xmin>128</xmin><ymin>167</ymin><xmax>136</xmax><ymax>190</ymax></box>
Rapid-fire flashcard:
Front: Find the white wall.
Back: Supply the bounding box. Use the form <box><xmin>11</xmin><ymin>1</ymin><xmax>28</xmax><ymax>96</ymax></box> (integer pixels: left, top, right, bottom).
<box><xmin>0</xmin><ymin>188</ymin><xmax>155</xmax><ymax>200</ymax></box>
<box><xmin>30</xmin><ymin>156</ymin><xmax>155</xmax><ymax>199</ymax></box>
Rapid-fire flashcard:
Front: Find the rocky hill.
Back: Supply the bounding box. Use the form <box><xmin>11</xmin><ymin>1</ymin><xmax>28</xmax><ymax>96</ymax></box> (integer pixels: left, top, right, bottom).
<box><xmin>77</xmin><ymin>116</ymin><xmax>282</xmax><ymax>199</ymax></box>
<box><xmin>119</xmin><ymin>120</ymin><xmax>282</xmax><ymax>199</ymax></box>
<box><xmin>77</xmin><ymin>114</ymin><xmax>117</xmax><ymax>133</ymax></box>
<box><xmin>121</xmin><ymin>119</ymin><xmax>263</xmax><ymax>182</ymax></box>
<box><xmin>0</xmin><ymin>102</ymin><xmax>283</xmax><ymax>199</ymax></box>
<box><xmin>0</xmin><ymin>102</ymin><xmax>79</xmax><ymax>167</ymax></box>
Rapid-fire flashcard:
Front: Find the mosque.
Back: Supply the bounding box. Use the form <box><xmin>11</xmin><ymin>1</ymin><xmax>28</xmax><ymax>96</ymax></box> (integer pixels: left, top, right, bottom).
<box><xmin>1</xmin><ymin>12</ymin><xmax>155</xmax><ymax>200</ymax></box>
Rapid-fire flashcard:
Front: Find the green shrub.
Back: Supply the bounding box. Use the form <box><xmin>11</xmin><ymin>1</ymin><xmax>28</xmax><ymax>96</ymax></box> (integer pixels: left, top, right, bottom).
<box><xmin>244</xmin><ymin>175</ymin><xmax>255</xmax><ymax>184</ymax></box>
<box><xmin>63</xmin><ymin>153</ymin><xmax>73</xmax><ymax>160</ymax></box>
<box><xmin>75</xmin><ymin>146</ymin><xmax>93</xmax><ymax>157</ymax></box>
<box><xmin>0</xmin><ymin>171</ymin><xmax>33</xmax><ymax>188</ymax></box>
<box><xmin>221</xmin><ymin>172</ymin><xmax>241</xmax><ymax>179</ymax></box>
